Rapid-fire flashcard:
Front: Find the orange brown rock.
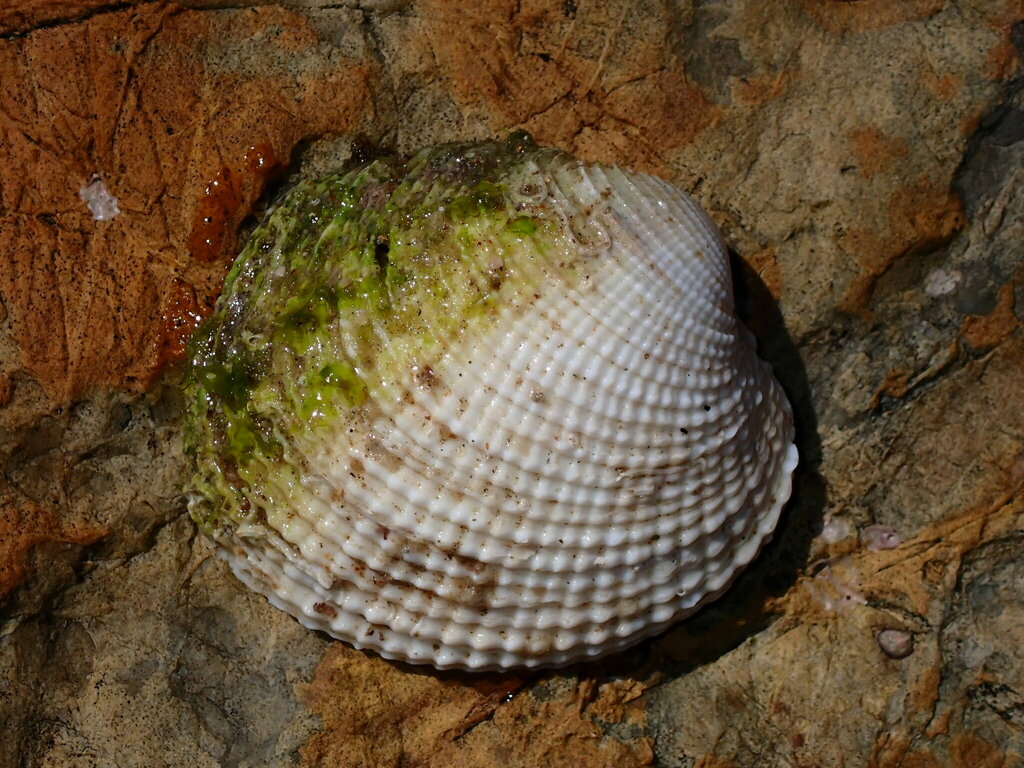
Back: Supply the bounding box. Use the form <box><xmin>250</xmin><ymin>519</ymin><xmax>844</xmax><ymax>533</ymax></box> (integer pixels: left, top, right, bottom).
<box><xmin>870</xmin><ymin>368</ymin><xmax>912</xmax><ymax>408</ymax></box>
<box><xmin>187</xmin><ymin>166</ymin><xmax>244</xmax><ymax>264</ymax></box>
<box><xmin>417</xmin><ymin>0</ymin><xmax>714</xmax><ymax>175</ymax></box>
<box><xmin>960</xmin><ymin>283</ymin><xmax>1019</xmax><ymax>349</ymax></box>
<box><xmin>849</xmin><ymin>126</ymin><xmax>910</xmax><ymax>180</ymax></box>
<box><xmin>0</xmin><ymin>502</ymin><xmax>108</xmax><ymax>600</ymax></box>
<box><xmin>985</xmin><ymin>34</ymin><xmax>1022</xmax><ymax>80</ymax></box>
<box><xmin>800</xmin><ymin>0</ymin><xmax>949</xmax><ymax>35</ymax></box>
<box><xmin>840</xmin><ymin>177</ymin><xmax>964</xmax><ymax>317</ymax></box>
<box><xmin>949</xmin><ymin>733</ymin><xmax>1009</xmax><ymax>768</ymax></box>
<box><xmin>889</xmin><ymin>749</ymin><xmax>945</xmax><ymax>768</ymax></box>
<box><xmin>300</xmin><ymin>645</ymin><xmax>653</xmax><ymax>768</ymax></box>
<box><xmin>152</xmin><ymin>277</ymin><xmax>202</xmax><ymax>372</ymax></box>
<box><xmin>744</xmin><ymin>247</ymin><xmax>784</xmax><ymax>300</ymax></box>
<box><xmin>0</xmin><ymin>4</ymin><xmax>374</xmax><ymax>403</ymax></box>
<box><xmin>0</xmin><ymin>0</ymin><xmax>118</xmax><ymax>35</ymax></box>
<box><xmin>731</xmin><ymin>72</ymin><xmax>789</xmax><ymax>107</ymax></box>
<box><xmin>923</xmin><ymin>72</ymin><xmax>963</xmax><ymax>101</ymax></box>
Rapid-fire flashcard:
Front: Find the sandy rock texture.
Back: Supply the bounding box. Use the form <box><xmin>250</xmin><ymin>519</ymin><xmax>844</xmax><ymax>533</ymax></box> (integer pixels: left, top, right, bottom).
<box><xmin>1</xmin><ymin>0</ymin><xmax>1022</xmax><ymax>765</ymax></box>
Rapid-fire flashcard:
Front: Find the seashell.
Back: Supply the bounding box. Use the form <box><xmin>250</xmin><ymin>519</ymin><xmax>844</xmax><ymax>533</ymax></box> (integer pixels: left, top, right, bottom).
<box><xmin>183</xmin><ymin>133</ymin><xmax>798</xmax><ymax>670</ymax></box>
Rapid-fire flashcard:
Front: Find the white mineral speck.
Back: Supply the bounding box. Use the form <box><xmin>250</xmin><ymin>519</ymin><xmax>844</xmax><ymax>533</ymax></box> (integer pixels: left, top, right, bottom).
<box><xmin>923</xmin><ymin>267</ymin><xmax>961</xmax><ymax>297</ymax></box>
<box><xmin>79</xmin><ymin>173</ymin><xmax>121</xmax><ymax>221</ymax></box>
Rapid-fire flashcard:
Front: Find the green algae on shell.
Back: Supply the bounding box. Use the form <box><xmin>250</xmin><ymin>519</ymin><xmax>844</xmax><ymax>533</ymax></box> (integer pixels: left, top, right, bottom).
<box><xmin>182</xmin><ymin>134</ymin><xmax>798</xmax><ymax>670</ymax></box>
<box><xmin>185</xmin><ymin>132</ymin><xmax>594</xmax><ymax>532</ymax></box>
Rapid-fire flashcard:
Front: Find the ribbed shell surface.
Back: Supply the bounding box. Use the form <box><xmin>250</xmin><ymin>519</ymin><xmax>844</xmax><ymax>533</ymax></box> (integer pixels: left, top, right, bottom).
<box><xmin>184</xmin><ymin>137</ymin><xmax>798</xmax><ymax>670</ymax></box>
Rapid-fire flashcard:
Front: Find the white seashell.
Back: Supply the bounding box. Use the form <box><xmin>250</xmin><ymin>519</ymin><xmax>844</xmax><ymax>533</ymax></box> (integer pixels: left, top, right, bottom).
<box><xmin>183</xmin><ymin>134</ymin><xmax>798</xmax><ymax>670</ymax></box>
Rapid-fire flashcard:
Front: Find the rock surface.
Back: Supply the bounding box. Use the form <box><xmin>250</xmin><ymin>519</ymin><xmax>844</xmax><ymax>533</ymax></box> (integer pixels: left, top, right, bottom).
<box><xmin>1</xmin><ymin>1</ymin><xmax>1022</xmax><ymax>766</ymax></box>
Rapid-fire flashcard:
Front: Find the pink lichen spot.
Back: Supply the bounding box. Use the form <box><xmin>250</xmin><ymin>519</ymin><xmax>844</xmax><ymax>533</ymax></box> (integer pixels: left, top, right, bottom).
<box><xmin>805</xmin><ymin>561</ymin><xmax>866</xmax><ymax>613</ymax></box>
<box><xmin>861</xmin><ymin>525</ymin><xmax>902</xmax><ymax>551</ymax></box>
<box><xmin>877</xmin><ymin>628</ymin><xmax>914</xmax><ymax>659</ymax></box>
